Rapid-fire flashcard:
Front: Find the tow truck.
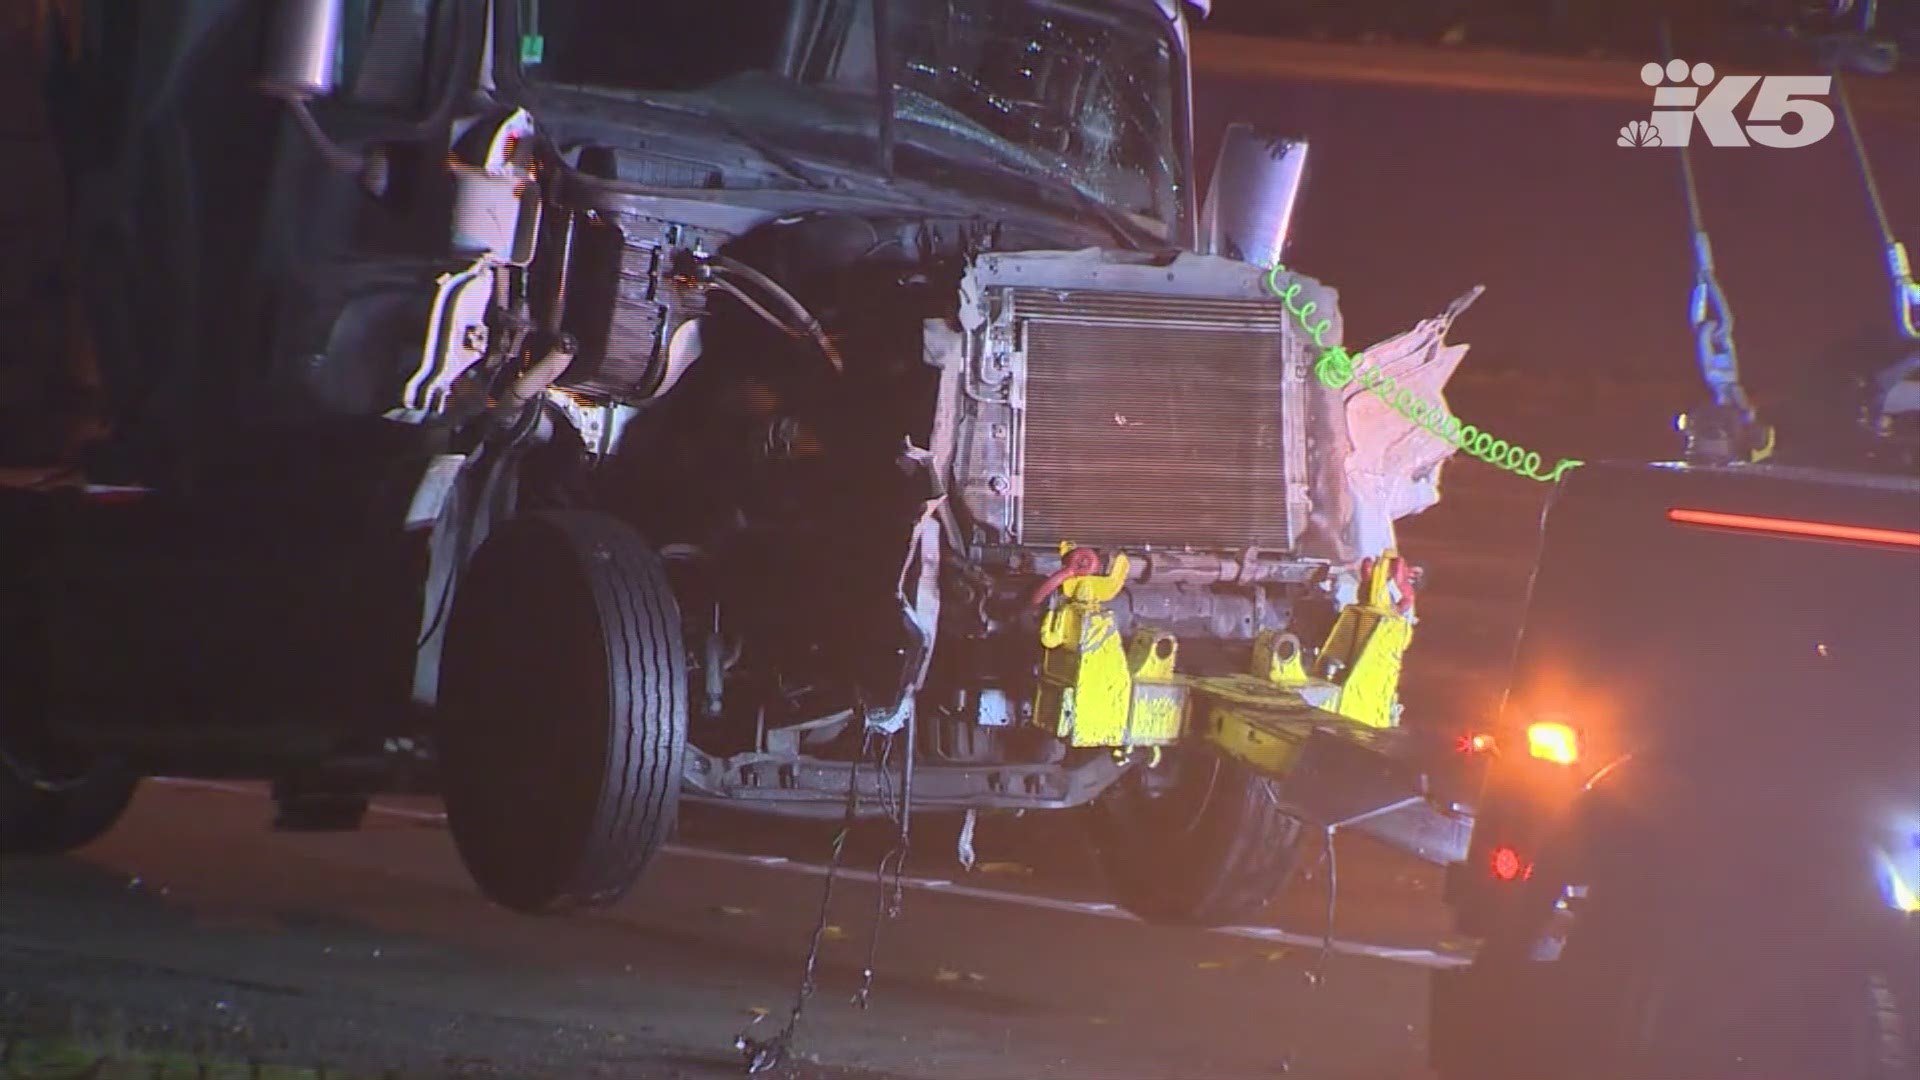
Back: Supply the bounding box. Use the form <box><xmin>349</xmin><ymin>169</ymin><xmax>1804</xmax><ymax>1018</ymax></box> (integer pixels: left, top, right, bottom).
<box><xmin>1428</xmin><ymin>7</ymin><xmax>1920</xmax><ymax>1076</ymax></box>
<box><xmin>1429</xmin><ymin>456</ymin><xmax>1920</xmax><ymax>1079</ymax></box>
<box><xmin>3</xmin><ymin>0</ymin><xmax>1482</xmax><ymax>920</ymax></box>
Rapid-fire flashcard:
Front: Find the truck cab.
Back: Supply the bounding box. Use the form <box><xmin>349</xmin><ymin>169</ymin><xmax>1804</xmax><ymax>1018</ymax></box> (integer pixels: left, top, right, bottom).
<box><xmin>7</xmin><ymin>0</ymin><xmax>1472</xmax><ymax>922</ymax></box>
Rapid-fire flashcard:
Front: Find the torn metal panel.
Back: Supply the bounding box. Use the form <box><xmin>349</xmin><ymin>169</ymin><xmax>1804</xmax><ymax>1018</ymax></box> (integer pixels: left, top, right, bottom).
<box><xmin>865</xmin><ymin>508</ymin><xmax>943</xmax><ymax>735</ymax></box>
<box><xmin>1342</xmin><ymin>289</ymin><xmax>1482</xmax><ymax>561</ymax></box>
<box><xmin>963</xmin><ymin>247</ymin><xmax>1281</xmax><ymax>302</ymax></box>
<box><xmin>1282</xmin><ymin>274</ymin><xmax>1359</xmax><ymax>565</ymax></box>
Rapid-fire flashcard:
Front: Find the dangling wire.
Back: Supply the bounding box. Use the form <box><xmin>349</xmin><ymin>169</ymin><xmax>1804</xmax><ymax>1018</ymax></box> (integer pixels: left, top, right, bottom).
<box><xmin>737</xmin><ymin>726</ymin><xmax>866</xmax><ymax>1074</ymax></box>
<box><xmin>736</xmin><ymin>707</ymin><xmax>919</xmax><ymax>1072</ymax></box>
<box><xmin>854</xmin><ymin>721</ymin><xmax>914</xmax><ymax>1010</ymax></box>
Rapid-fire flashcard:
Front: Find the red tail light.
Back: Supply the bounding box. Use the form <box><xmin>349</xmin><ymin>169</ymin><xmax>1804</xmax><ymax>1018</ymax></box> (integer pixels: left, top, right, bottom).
<box><xmin>1456</xmin><ymin>732</ymin><xmax>1497</xmax><ymax>755</ymax></box>
<box><xmin>1490</xmin><ymin>846</ymin><xmax>1535</xmax><ymax>882</ymax></box>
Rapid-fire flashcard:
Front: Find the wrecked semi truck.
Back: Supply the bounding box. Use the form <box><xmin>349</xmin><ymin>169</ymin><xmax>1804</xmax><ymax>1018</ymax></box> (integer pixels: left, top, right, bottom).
<box><xmin>3</xmin><ymin>0</ymin><xmax>1476</xmax><ymax>918</ymax></box>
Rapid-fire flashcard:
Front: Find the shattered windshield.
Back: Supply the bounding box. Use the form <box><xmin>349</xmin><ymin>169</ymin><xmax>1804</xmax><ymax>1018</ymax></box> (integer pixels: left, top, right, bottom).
<box><xmin>518</xmin><ymin>0</ymin><xmax>1185</xmax><ymax>235</ymax></box>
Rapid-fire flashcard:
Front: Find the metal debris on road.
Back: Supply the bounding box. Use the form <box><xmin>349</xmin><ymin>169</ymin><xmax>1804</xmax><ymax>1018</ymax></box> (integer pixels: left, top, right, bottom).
<box><xmin>973</xmin><ymin>862</ymin><xmax>1032</xmax><ymax>877</ymax></box>
<box><xmin>956</xmin><ymin>808</ymin><xmax>977</xmax><ymax>871</ymax></box>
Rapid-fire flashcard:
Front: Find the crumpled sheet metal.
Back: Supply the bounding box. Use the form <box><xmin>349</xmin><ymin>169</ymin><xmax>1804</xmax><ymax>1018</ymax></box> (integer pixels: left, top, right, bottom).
<box><xmin>1339</xmin><ymin>292</ymin><xmax>1481</xmax><ymax>562</ymax></box>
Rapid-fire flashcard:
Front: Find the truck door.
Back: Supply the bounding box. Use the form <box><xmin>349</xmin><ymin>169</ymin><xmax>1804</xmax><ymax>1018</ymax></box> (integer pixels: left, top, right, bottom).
<box><xmin>67</xmin><ymin>0</ymin><xmax>482</xmax><ymax>481</ymax></box>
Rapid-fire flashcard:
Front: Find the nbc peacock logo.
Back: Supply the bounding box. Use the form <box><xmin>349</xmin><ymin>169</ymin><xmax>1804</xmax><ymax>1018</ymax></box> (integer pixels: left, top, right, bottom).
<box><xmin>1617</xmin><ymin>120</ymin><xmax>1662</xmax><ymax>147</ymax></box>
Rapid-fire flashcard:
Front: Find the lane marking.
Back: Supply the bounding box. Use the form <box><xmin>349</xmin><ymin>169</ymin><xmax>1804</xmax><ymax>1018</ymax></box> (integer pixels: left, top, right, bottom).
<box><xmin>150</xmin><ymin>777</ymin><xmax>1468</xmax><ymax>970</ymax></box>
<box><xmin>666</xmin><ymin>844</ymin><xmax>1465</xmax><ymax>967</ymax></box>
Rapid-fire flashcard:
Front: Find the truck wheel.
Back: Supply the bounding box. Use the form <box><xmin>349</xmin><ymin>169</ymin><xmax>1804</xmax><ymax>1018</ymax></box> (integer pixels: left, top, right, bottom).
<box><xmin>0</xmin><ymin>745</ymin><xmax>138</xmax><ymax>856</ymax></box>
<box><xmin>1085</xmin><ymin>750</ymin><xmax>1307</xmax><ymax>926</ymax></box>
<box><xmin>436</xmin><ymin>510</ymin><xmax>688</xmax><ymax>914</ymax></box>
<box><xmin>0</xmin><ymin>539</ymin><xmax>138</xmax><ymax>857</ymax></box>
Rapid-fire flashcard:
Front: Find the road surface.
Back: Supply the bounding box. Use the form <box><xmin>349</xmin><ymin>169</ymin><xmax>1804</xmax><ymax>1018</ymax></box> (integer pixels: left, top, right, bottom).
<box><xmin>2</xmin><ymin>782</ymin><xmax>1450</xmax><ymax>1080</ymax></box>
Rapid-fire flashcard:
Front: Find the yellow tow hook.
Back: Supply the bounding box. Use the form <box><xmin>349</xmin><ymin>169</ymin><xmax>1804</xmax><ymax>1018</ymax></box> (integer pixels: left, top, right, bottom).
<box><xmin>1110</xmin><ymin>745</ymin><xmax>1164</xmax><ymax>768</ymax></box>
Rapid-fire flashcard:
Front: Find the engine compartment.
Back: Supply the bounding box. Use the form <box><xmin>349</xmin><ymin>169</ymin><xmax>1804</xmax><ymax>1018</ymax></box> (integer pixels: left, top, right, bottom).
<box><xmin>493</xmin><ymin>142</ymin><xmax>1408</xmax><ymax>777</ymax></box>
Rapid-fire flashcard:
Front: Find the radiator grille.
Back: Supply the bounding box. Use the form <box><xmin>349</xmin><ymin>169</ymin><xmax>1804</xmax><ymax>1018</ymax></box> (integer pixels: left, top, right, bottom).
<box><xmin>1014</xmin><ymin>289</ymin><xmax>1297</xmax><ymax>551</ymax></box>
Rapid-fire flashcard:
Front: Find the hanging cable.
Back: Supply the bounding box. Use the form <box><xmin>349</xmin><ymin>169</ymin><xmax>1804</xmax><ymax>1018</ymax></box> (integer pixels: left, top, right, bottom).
<box><xmin>706</xmin><ymin>255</ymin><xmax>846</xmax><ymax>373</ymax></box>
<box><xmin>854</xmin><ymin>721</ymin><xmax>913</xmax><ymax>1011</ymax></box>
<box><xmin>737</xmin><ymin>734</ymin><xmax>864</xmax><ymax>1074</ymax></box>
<box><xmin>1263</xmin><ymin>265</ymin><xmax>1585</xmax><ymax>484</ymax></box>
<box><xmin>1832</xmin><ymin>71</ymin><xmax>1920</xmax><ymax>341</ymax></box>
<box><xmin>1660</xmin><ymin>19</ymin><xmax>1752</xmax><ymax>419</ymax></box>
<box><xmin>1654</xmin><ymin>18</ymin><xmax>1776</xmax><ymax>464</ymax></box>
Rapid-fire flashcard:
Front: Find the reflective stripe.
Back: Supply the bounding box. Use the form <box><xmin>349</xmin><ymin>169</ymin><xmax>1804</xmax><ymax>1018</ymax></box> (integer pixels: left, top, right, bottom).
<box><xmin>1668</xmin><ymin>508</ymin><xmax>1920</xmax><ymax>549</ymax></box>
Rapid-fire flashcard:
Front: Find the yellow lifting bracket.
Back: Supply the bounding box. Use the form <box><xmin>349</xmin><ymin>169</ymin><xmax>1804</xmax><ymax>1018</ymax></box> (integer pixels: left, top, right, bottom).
<box><xmin>1031</xmin><ymin>544</ymin><xmax>1417</xmax><ymax>758</ymax></box>
<box><xmin>1033</xmin><ymin>544</ymin><xmax>1188</xmax><ymax>749</ymax></box>
<box><xmin>1309</xmin><ymin>551</ymin><xmax>1416</xmax><ymax>730</ymax></box>
<box><xmin>1194</xmin><ymin>552</ymin><xmax>1418</xmax><ymax>777</ymax></box>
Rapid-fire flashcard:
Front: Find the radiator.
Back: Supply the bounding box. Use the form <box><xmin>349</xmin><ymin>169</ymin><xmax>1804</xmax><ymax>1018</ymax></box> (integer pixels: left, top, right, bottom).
<box><xmin>1008</xmin><ymin>288</ymin><xmax>1302</xmax><ymax>551</ymax></box>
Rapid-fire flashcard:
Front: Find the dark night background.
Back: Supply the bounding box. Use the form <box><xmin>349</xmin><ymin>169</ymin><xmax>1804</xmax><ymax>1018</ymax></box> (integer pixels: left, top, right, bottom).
<box><xmin>1195</xmin><ymin>68</ymin><xmax>1916</xmax><ymax>455</ymax></box>
<box><xmin>1184</xmin><ymin>1</ymin><xmax>1920</xmax><ymax>461</ymax></box>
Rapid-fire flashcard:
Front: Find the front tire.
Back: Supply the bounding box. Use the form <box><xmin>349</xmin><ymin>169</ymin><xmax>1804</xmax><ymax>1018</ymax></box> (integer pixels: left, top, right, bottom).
<box><xmin>436</xmin><ymin>510</ymin><xmax>688</xmax><ymax>914</ymax></box>
<box><xmin>1085</xmin><ymin>750</ymin><xmax>1308</xmax><ymax>926</ymax></box>
<box><xmin>0</xmin><ymin>517</ymin><xmax>139</xmax><ymax>857</ymax></box>
<box><xmin>0</xmin><ymin>745</ymin><xmax>138</xmax><ymax>856</ymax></box>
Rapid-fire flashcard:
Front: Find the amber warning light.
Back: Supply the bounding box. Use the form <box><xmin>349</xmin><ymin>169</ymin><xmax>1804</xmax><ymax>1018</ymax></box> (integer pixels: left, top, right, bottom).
<box><xmin>1526</xmin><ymin>720</ymin><xmax>1581</xmax><ymax>765</ymax></box>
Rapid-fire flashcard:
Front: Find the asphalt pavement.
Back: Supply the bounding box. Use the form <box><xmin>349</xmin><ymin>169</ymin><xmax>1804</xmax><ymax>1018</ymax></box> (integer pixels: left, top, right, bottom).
<box><xmin>2</xmin><ymin>778</ymin><xmax>1448</xmax><ymax>1080</ymax></box>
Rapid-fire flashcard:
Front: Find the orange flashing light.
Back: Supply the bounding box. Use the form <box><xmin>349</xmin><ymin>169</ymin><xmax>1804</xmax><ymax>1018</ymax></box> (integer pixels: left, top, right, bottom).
<box><xmin>1668</xmin><ymin>508</ymin><xmax>1920</xmax><ymax>550</ymax></box>
<box><xmin>1526</xmin><ymin>721</ymin><xmax>1581</xmax><ymax>765</ymax></box>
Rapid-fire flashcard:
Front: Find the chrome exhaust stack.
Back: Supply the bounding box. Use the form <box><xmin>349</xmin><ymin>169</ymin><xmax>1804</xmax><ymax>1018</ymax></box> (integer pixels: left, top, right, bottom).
<box><xmin>1199</xmin><ymin>124</ymin><xmax>1310</xmax><ymax>266</ymax></box>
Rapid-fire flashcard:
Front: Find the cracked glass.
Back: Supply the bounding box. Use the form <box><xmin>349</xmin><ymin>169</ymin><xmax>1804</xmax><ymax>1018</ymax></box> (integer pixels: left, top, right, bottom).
<box><xmin>521</xmin><ymin>0</ymin><xmax>1184</xmax><ymax>234</ymax></box>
